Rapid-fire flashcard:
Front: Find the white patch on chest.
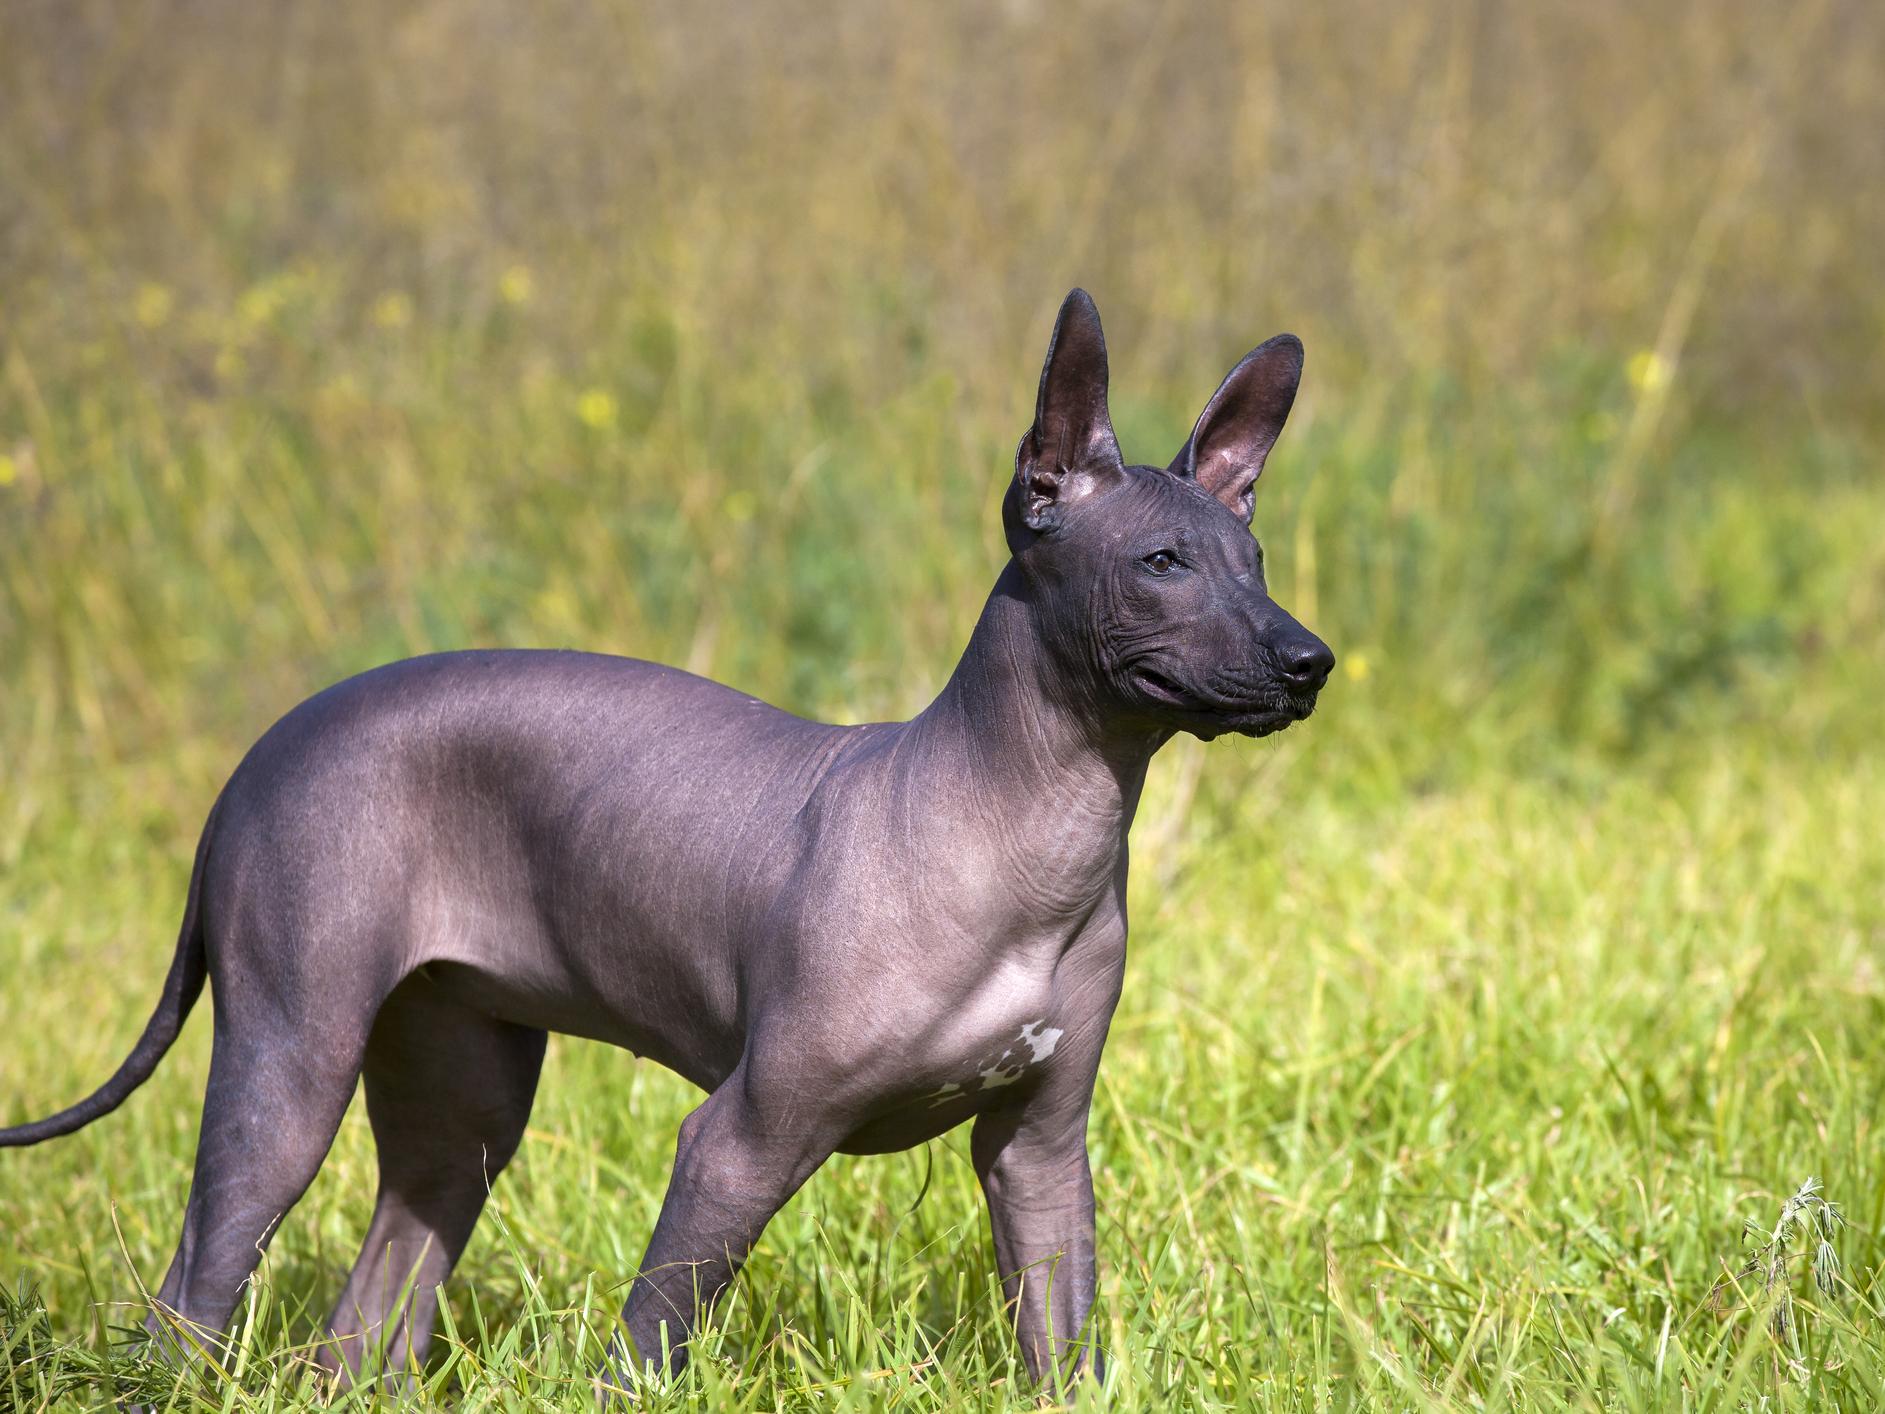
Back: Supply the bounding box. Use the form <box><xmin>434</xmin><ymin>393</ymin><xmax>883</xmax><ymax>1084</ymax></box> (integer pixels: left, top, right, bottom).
<box><xmin>941</xmin><ymin>1018</ymin><xmax>1066</xmax><ymax>1099</ymax></box>
<box><xmin>978</xmin><ymin>1057</ymin><xmax>1025</xmax><ymax>1089</ymax></box>
<box><xmin>1018</xmin><ymin>1019</ymin><xmax>1064</xmax><ymax>1062</ymax></box>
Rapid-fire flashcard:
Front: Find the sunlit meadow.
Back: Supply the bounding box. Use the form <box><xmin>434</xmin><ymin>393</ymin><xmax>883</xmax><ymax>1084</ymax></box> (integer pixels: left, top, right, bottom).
<box><xmin>3</xmin><ymin>1</ymin><xmax>1884</xmax><ymax>1408</ymax></box>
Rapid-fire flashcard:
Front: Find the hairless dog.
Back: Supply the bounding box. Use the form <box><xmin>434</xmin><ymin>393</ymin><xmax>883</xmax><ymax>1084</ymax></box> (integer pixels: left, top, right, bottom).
<box><xmin>2</xmin><ymin>289</ymin><xmax>1333</xmax><ymax>1394</ymax></box>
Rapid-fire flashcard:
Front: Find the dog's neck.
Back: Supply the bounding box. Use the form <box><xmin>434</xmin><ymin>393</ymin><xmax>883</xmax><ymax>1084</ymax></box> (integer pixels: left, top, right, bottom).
<box><xmin>908</xmin><ymin>562</ymin><xmax>1164</xmax><ymax>919</ymax></box>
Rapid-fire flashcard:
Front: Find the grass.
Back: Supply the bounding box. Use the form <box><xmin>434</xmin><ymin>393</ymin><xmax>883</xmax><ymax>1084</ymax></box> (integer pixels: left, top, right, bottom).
<box><xmin>6</xmin><ymin>713</ymin><xmax>1884</xmax><ymax>1410</ymax></box>
<box><xmin>3</xmin><ymin>0</ymin><xmax>1884</xmax><ymax>1408</ymax></box>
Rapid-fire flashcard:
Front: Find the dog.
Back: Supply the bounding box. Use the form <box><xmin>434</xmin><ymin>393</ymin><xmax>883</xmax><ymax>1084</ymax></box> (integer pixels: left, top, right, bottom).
<box><xmin>2</xmin><ymin>289</ymin><xmax>1333</xmax><ymax>1392</ymax></box>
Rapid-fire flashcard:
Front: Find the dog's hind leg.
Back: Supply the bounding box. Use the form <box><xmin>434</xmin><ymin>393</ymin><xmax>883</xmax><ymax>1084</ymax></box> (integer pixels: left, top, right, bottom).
<box><xmin>320</xmin><ymin>973</ymin><xmax>546</xmax><ymax>1385</ymax></box>
<box><xmin>146</xmin><ymin>1023</ymin><xmax>365</xmax><ymax>1360</ymax></box>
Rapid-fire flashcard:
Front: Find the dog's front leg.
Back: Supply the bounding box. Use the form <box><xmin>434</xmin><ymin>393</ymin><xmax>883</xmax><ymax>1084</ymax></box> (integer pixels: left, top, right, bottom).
<box><xmin>971</xmin><ymin>1092</ymin><xmax>1103</xmax><ymax>1391</ymax></box>
<box><xmin>601</xmin><ymin>1072</ymin><xmax>835</xmax><ymax>1392</ymax></box>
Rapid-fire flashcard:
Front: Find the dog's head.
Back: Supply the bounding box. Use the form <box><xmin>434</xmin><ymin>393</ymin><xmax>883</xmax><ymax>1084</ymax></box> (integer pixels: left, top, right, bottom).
<box><xmin>1003</xmin><ymin>289</ymin><xmax>1333</xmax><ymax>741</ymax></box>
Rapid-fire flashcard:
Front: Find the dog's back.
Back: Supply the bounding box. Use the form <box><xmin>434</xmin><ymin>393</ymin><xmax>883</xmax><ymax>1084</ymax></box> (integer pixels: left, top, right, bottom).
<box><xmin>202</xmin><ymin>648</ymin><xmax>861</xmax><ymax>1084</ymax></box>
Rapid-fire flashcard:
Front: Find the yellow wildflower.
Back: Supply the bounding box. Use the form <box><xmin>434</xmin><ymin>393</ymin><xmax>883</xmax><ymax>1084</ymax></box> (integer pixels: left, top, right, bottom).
<box><xmin>1627</xmin><ymin>349</ymin><xmax>1671</xmax><ymax>396</ymax></box>
<box><xmin>576</xmin><ymin>389</ymin><xmax>618</xmax><ymax>429</ymax></box>
<box><xmin>134</xmin><ymin>283</ymin><xmax>174</xmax><ymax>329</ymax></box>
<box><xmin>371</xmin><ymin>291</ymin><xmax>414</xmax><ymax>330</ymax></box>
<box><xmin>238</xmin><ymin>281</ymin><xmax>285</xmax><ymax>328</ymax></box>
<box><xmin>499</xmin><ymin>265</ymin><xmax>535</xmax><ymax>306</ymax></box>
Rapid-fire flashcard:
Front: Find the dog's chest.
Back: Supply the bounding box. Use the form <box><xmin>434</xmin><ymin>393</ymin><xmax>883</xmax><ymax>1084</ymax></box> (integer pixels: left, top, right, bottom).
<box><xmin>832</xmin><ymin>992</ymin><xmax>1088</xmax><ymax>1155</ymax></box>
<box><xmin>916</xmin><ymin>1016</ymin><xmax>1067</xmax><ymax>1109</ymax></box>
<box><xmin>824</xmin><ymin>905</ymin><xmax>1125</xmax><ymax>1155</ymax></box>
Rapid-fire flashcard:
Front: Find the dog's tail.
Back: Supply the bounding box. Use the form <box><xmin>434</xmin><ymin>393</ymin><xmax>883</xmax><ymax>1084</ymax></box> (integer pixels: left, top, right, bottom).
<box><xmin>0</xmin><ymin>796</ymin><xmax>220</xmax><ymax>1148</ymax></box>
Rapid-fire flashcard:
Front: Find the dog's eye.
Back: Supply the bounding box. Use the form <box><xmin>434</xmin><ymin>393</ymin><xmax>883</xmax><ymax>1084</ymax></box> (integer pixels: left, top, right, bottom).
<box><xmin>1142</xmin><ymin>550</ymin><xmax>1177</xmax><ymax>576</ymax></box>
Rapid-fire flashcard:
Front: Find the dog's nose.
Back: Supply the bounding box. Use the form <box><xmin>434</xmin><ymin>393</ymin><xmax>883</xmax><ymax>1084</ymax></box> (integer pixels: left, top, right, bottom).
<box><xmin>1279</xmin><ymin>636</ymin><xmax>1335</xmax><ymax>693</ymax></box>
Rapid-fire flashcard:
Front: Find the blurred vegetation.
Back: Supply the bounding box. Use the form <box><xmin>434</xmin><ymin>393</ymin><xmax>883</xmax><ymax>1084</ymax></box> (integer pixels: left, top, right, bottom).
<box><xmin>2</xmin><ymin>0</ymin><xmax>1883</xmax><ymax>1408</ymax></box>
<box><xmin>3</xmin><ymin>0</ymin><xmax>1881</xmax><ymax>792</ymax></box>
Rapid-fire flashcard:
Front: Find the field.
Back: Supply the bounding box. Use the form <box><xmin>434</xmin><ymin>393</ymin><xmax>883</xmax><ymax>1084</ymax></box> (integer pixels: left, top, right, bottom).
<box><xmin>3</xmin><ymin>1</ymin><xmax>1884</xmax><ymax>1408</ymax></box>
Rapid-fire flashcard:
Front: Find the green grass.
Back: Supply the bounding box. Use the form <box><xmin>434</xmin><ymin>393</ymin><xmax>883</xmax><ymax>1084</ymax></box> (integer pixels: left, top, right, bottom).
<box><xmin>6</xmin><ymin>683</ymin><xmax>1885</xmax><ymax>1410</ymax></box>
<box><xmin>4</xmin><ymin>0</ymin><xmax>1885</xmax><ymax>1407</ymax></box>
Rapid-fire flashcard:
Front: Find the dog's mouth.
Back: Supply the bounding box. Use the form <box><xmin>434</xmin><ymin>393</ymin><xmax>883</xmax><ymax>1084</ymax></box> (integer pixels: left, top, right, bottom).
<box><xmin>1220</xmin><ymin>703</ymin><xmax>1311</xmax><ymax>739</ymax></box>
<box><xmin>1129</xmin><ymin>664</ymin><xmax>1316</xmax><ymax>737</ymax></box>
<box><xmin>1131</xmin><ymin>665</ymin><xmax>1195</xmax><ymax>708</ymax></box>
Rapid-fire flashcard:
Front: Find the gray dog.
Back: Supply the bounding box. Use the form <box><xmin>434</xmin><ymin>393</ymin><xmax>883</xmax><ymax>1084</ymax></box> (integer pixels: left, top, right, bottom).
<box><xmin>2</xmin><ymin>290</ymin><xmax>1332</xmax><ymax>1392</ymax></box>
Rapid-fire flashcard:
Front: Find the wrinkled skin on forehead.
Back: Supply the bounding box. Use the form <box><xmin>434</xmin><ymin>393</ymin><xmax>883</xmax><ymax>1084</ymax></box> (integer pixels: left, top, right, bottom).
<box><xmin>0</xmin><ymin>288</ymin><xmax>1333</xmax><ymax>1401</ymax></box>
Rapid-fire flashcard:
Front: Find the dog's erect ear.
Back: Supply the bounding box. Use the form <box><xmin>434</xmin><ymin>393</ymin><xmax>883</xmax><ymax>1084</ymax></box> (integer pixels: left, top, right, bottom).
<box><xmin>1169</xmin><ymin>334</ymin><xmax>1304</xmax><ymax>525</ymax></box>
<box><xmin>1013</xmin><ymin>289</ymin><xmax>1125</xmax><ymax>533</ymax></box>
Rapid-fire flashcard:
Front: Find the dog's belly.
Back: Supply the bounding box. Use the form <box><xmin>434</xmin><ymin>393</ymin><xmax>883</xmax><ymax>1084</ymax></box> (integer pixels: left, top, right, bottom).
<box><xmin>420</xmin><ymin>957</ymin><xmax>745</xmax><ymax>1094</ymax></box>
